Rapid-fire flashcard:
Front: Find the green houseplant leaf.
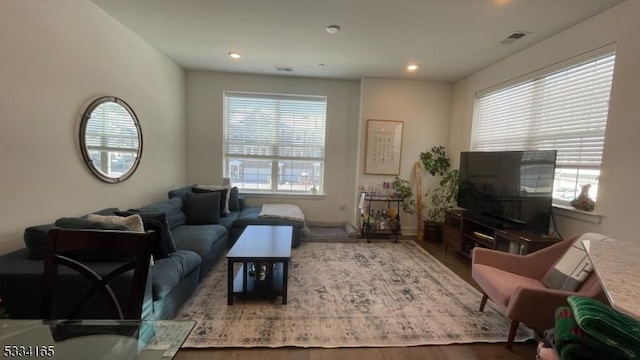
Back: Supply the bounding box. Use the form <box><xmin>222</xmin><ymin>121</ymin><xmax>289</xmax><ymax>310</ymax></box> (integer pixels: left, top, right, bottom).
<box><xmin>392</xmin><ymin>176</ymin><xmax>416</xmax><ymax>214</ymax></box>
<box><xmin>420</xmin><ymin>146</ymin><xmax>459</xmax><ymax>225</ymax></box>
<box><xmin>424</xmin><ymin>169</ymin><xmax>459</xmax><ymax>224</ymax></box>
<box><xmin>419</xmin><ymin>146</ymin><xmax>451</xmax><ymax>177</ymax></box>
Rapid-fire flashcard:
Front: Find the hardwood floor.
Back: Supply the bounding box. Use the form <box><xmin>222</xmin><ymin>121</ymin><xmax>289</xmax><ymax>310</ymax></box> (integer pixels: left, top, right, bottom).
<box><xmin>174</xmin><ymin>239</ymin><xmax>538</xmax><ymax>360</ymax></box>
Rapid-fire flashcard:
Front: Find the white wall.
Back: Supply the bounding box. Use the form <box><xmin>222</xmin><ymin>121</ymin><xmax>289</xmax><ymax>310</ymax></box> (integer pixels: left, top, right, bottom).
<box><xmin>185</xmin><ymin>71</ymin><xmax>361</xmax><ymax>223</ymax></box>
<box><xmin>359</xmin><ymin>78</ymin><xmax>453</xmax><ymax>233</ymax></box>
<box><xmin>0</xmin><ymin>1</ymin><xmax>187</xmax><ymax>253</ymax></box>
<box><xmin>449</xmin><ymin>0</ymin><xmax>640</xmax><ymax>241</ymax></box>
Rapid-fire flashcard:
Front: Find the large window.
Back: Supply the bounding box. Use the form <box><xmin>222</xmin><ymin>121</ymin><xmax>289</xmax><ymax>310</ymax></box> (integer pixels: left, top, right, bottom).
<box><xmin>223</xmin><ymin>92</ymin><xmax>327</xmax><ymax>193</ymax></box>
<box><xmin>473</xmin><ymin>46</ymin><xmax>616</xmax><ymax>205</ymax></box>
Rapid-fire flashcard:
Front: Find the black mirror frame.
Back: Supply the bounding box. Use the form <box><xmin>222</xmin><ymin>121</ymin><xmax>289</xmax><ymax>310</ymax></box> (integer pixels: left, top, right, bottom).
<box><xmin>79</xmin><ymin>96</ymin><xmax>143</xmax><ymax>183</ymax></box>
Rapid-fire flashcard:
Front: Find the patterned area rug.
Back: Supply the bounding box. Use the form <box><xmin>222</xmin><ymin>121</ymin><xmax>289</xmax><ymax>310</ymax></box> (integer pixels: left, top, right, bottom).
<box><xmin>174</xmin><ymin>240</ymin><xmax>533</xmax><ymax>348</ymax></box>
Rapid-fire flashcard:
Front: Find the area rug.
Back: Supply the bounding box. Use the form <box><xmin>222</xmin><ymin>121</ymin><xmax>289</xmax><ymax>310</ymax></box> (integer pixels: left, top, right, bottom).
<box><xmin>174</xmin><ymin>240</ymin><xmax>534</xmax><ymax>348</ymax></box>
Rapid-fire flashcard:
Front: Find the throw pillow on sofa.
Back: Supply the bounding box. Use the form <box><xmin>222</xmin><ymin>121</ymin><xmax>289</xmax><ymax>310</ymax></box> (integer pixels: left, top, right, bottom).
<box><xmin>228</xmin><ymin>186</ymin><xmax>240</xmax><ymax>212</ymax></box>
<box><xmin>193</xmin><ymin>184</ymin><xmax>231</xmax><ymax>215</ymax></box>
<box><xmin>184</xmin><ymin>191</ymin><xmax>221</xmax><ymax>225</ymax></box>
<box><xmin>116</xmin><ymin>211</ymin><xmax>177</xmax><ymax>259</ymax></box>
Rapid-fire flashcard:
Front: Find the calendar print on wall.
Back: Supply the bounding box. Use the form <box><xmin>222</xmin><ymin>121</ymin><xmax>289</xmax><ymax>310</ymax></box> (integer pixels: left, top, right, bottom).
<box><xmin>365</xmin><ymin>119</ymin><xmax>403</xmax><ymax>175</ymax></box>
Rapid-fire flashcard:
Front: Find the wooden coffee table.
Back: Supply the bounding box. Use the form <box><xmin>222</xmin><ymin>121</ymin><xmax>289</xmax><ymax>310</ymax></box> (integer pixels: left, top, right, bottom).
<box><xmin>226</xmin><ymin>225</ymin><xmax>292</xmax><ymax>305</ymax></box>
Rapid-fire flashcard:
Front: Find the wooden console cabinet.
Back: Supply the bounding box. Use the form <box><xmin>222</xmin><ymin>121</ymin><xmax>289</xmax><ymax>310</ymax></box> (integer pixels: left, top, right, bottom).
<box><xmin>443</xmin><ymin>209</ymin><xmax>559</xmax><ymax>258</ymax></box>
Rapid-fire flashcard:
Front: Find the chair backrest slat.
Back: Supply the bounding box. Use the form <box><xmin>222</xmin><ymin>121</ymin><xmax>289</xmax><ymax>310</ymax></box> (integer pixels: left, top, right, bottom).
<box><xmin>41</xmin><ymin>228</ymin><xmax>155</xmax><ymax>320</ymax></box>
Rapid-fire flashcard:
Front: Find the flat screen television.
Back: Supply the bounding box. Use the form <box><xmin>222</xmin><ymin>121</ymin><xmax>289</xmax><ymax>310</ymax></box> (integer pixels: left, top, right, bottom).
<box><xmin>457</xmin><ymin>150</ymin><xmax>557</xmax><ymax>235</ymax></box>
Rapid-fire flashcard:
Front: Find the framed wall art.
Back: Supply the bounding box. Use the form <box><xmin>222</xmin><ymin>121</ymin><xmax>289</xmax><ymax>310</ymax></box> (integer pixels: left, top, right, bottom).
<box><xmin>365</xmin><ymin>119</ymin><xmax>403</xmax><ymax>175</ymax></box>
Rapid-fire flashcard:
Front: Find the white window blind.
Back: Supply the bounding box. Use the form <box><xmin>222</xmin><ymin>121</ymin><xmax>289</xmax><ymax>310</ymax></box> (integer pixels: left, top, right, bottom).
<box><xmin>224</xmin><ymin>92</ymin><xmax>326</xmax><ymax>161</ymax></box>
<box><xmin>473</xmin><ymin>48</ymin><xmax>616</xmax><ymax>170</ymax></box>
<box><xmin>86</xmin><ymin>102</ymin><xmax>139</xmax><ymax>153</ymax></box>
<box><xmin>223</xmin><ymin>91</ymin><xmax>327</xmax><ymax>193</ymax></box>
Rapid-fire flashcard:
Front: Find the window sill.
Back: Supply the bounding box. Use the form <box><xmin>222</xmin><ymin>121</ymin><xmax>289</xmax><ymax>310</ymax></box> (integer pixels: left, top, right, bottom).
<box><xmin>240</xmin><ymin>191</ymin><xmax>326</xmax><ymax>199</ymax></box>
<box><xmin>552</xmin><ymin>204</ymin><xmax>602</xmax><ymax>224</ymax></box>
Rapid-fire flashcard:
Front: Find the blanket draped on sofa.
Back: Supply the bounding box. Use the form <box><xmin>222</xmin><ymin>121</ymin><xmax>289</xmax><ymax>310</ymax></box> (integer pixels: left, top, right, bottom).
<box><xmin>258</xmin><ymin>204</ymin><xmax>305</xmax><ymax>222</ymax></box>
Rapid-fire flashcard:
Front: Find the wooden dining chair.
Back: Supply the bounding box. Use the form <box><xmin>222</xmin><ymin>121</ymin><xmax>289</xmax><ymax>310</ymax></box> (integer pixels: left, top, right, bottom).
<box><xmin>41</xmin><ymin>228</ymin><xmax>155</xmax><ymax>320</ymax></box>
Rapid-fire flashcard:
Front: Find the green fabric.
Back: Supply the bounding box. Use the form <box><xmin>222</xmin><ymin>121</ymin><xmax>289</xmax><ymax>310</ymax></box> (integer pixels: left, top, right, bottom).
<box><xmin>554</xmin><ymin>307</ymin><xmax>622</xmax><ymax>360</ymax></box>
<box><xmin>568</xmin><ymin>295</ymin><xmax>640</xmax><ymax>359</ymax></box>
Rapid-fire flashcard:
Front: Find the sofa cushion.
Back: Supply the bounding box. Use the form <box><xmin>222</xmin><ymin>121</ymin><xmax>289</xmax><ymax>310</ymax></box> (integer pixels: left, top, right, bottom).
<box><xmin>24</xmin><ymin>223</ymin><xmax>56</xmax><ymax>260</ymax></box>
<box><xmin>217</xmin><ymin>211</ymin><xmax>239</xmax><ymax>232</ymax></box>
<box><xmin>130</xmin><ymin>197</ymin><xmax>187</xmax><ymax>230</ymax></box>
<box><xmin>184</xmin><ymin>192</ymin><xmax>221</xmax><ymax>225</ymax></box>
<box><xmin>91</xmin><ymin>207</ymin><xmax>122</xmax><ymax>216</ymax></box>
<box><xmin>170</xmin><ymin>224</ymin><xmax>227</xmax><ymax>258</ymax></box>
<box><xmin>116</xmin><ymin>212</ymin><xmax>177</xmax><ymax>259</ymax></box>
<box><xmin>167</xmin><ymin>184</ymin><xmax>197</xmax><ymax>201</ymax></box>
<box><xmin>150</xmin><ymin>250</ymin><xmax>201</xmax><ymax>300</ymax></box>
<box><xmin>543</xmin><ymin>233</ymin><xmax>614</xmax><ymax>291</ymax></box>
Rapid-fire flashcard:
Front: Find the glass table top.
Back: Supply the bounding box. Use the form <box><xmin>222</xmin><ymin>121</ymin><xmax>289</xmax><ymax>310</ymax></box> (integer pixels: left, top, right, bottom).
<box><xmin>0</xmin><ymin>319</ymin><xmax>195</xmax><ymax>360</ymax></box>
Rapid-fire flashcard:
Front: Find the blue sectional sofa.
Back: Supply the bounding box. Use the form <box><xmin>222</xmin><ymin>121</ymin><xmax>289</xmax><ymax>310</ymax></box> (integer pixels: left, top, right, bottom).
<box><xmin>0</xmin><ymin>185</ymin><xmax>306</xmax><ymax>320</ymax></box>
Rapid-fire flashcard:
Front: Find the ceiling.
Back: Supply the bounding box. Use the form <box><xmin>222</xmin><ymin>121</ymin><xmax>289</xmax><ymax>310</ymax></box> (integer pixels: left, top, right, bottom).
<box><xmin>90</xmin><ymin>0</ymin><xmax>625</xmax><ymax>82</ymax></box>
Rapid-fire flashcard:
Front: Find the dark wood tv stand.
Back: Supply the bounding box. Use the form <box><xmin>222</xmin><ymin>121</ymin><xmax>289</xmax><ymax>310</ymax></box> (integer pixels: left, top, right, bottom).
<box><xmin>443</xmin><ymin>209</ymin><xmax>560</xmax><ymax>258</ymax></box>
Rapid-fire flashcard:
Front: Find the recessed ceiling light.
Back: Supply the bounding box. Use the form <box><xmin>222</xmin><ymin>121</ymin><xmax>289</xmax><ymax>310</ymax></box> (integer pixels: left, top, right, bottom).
<box><xmin>326</xmin><ymin>25</ymin><xmax>341</xmax><ymax>34</ymax></box>
<box><xmin>228</xmin><ymin>52</ymin><xmax>241</xmax><ymax>59</ymax></box>
<box><xmin>407</xmin><ymin>64</ymin><xmax>418</xmax><ymax>71</ymax></box>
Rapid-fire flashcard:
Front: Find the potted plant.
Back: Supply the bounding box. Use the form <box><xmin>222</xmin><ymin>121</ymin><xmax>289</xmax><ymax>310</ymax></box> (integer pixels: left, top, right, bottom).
<box><xmin>392</xmin><ymin>176</ymin><xmax>416</xmax><ymax>214</ymax></box>
<box><xmin>419</xmin><ymin>146</ymin><xmax>459</xmax><ymax>242</ymax></box>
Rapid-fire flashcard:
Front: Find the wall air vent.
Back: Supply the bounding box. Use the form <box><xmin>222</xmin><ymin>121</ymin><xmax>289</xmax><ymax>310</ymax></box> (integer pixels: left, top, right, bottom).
<box><xmin>500</xmin><ymin>31</ymin><xmax>529</xmax><ymax>44</ymax></box>
<box><xmin>274</xmin><ymin>66</ymin><xmax>294</xmax><ymax>72</ymax></box>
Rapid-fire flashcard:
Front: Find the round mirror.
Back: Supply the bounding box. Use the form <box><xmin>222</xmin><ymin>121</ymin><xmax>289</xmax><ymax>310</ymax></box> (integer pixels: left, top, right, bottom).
<box><xmin>79</xmin><ymin>96</ymin><xmax>143</xmax><ymax>183</ymax></box>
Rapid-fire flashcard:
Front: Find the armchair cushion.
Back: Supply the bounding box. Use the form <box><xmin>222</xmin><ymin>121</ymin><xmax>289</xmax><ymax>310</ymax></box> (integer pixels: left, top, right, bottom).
<box><xmin>542</xmin><ymin>233</ymin><xmax>613</xmax><ymax>291</ymax></box>
<box><xmin>472</xmin><ymin>264</ymin><xmax>544</xmax><ymax>308</ymax></box>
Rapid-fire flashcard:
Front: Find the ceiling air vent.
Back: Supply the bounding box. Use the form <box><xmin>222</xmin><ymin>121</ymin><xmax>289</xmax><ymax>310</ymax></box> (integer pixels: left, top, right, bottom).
<box><xmin>500</xmin><ymin>31</ymin><xmax>528</xmax><ymax>44</ymax></box>
<box><xmin>274</xmin><ymin>66</ymin><xmax>294</xmax><ymax>72</ymax></box>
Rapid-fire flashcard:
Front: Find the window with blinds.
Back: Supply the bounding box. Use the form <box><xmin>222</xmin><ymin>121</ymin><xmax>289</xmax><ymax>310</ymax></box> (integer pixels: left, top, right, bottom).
<box><xmin>473</xmin><ymin>46</ymin><xmax>616</xmax><ymax>204</ymax></box>
<box><xmin>223</xmin><ymin>92</ymin><xmax>327</xmax><ymax>193</ymax></box>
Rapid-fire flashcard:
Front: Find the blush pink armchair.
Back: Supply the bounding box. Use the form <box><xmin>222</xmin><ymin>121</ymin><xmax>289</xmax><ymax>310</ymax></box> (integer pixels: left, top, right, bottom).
<box><xmin>471</xmin><ymin>236</ymin><xmax>606</xmax><ymax>349</ymax></box>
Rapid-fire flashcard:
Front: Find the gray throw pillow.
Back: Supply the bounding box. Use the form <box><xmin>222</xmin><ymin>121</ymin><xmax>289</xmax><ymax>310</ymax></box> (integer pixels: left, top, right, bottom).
<box><xmin>228</xmin><ymin>186</ymin><xmax>240</xmax><ymax>212</ymax></box>
<box><xmin>184</xmin><ymin>192</ymin><xmax>221</xmax><ymax>225</ymax></box>
<box><xmin>191</xmin><ymin>187</ymin><xmax>228</xmax><ymax>217</ymax></box>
